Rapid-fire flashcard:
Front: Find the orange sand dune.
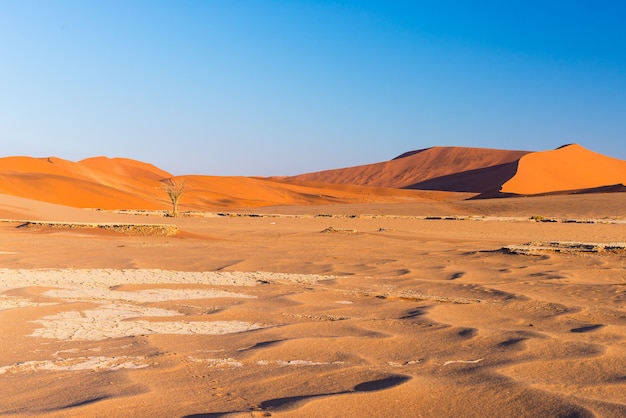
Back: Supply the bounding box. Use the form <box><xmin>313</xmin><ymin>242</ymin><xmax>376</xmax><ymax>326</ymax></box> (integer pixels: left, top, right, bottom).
<box><xmin>171</xmin><ymin>176</ymin><xmax>437</xmax><ymax>211</ymax></box>
<box><xmin>288</xmin><ymin>146</ymin><xmax>530</xmax><ymax>189</ymax></box>
<box><xmin>0</xmin><ymin>173</ymin><xmax>161</xmax><ymax>209</ymax></box>
<box><xmin>2</xmin><ymin>144</ymin><xmax>623</xmax><ymax>212</ymax></box>
<box><xmin>0</xmin><ymin>157</ymin><xmax>170</xmax><ymax>210</ymax></box>
<box><xmin>501</xmin><ymin>144</ymin><xmax>626</xmax><ymax>195</ymax></box>
<box><xmin>0</xmin><ymin>156</ymin><xmax>434</xmax><ymax>211</ymax></box>
<box><xmin>78</xmin><ymin>156</ymin><xmax>172</xmax><ymax>181</ymax></box>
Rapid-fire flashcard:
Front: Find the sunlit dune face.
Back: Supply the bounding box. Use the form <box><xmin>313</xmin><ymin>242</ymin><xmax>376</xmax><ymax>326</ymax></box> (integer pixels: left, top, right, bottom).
<box><xmin>0</xmin><ymin>156</ymin><xmax>173</xmax><ymax>210</ymax></box>
<box><xmin>501</xmin><ymin>144</ymin><xmax>626</xmax><ymax>194</ymax></box>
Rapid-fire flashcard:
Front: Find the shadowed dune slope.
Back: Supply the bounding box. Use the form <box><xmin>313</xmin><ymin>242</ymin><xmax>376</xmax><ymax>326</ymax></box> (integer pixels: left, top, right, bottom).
<box><xmin>404</xmin><ymin>161</ymin><xmax>520</xmax><ymax>196</ymax></box>
<box><xmin>288</xmin><ymin>146</ymin><xmax>530</xmax><ymax>189</ymax></box>
<box><xmin>501</xmin><ymin>144</ymin><xmax>626</xmax><ymax>195</ymax></box>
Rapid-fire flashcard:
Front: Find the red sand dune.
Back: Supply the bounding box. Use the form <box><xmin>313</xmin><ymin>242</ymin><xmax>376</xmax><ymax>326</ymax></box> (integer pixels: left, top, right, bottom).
<box><xmin>501</xmin><ymin>144</ymin><xmax>626</xmax><ymax>195</ymax></box>
<box><xmin>289</xmin><ymin>144</ymin><xmax>626</xmax><ymax>197</ymax></box>
<box><xmin>288</xmin><ymin>146</ymin><xmax>530</xmax><ymax>190</ymax></box>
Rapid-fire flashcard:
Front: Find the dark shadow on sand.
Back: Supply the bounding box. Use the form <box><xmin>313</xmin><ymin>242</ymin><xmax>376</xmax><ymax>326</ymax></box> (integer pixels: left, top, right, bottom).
<box><xmin>259</xmin><ymin>375</ymin><xmax>411</xmax><ymax>410</ymax></box>
<box><xmin>571</xmin><ymin>324</ymin><xmax>605</xmax><ymax>333</ymax></box>
<box><xmin>182</xmin><ymin>375</ymin><xmax>411</xmax><ymax>417</ymax></box>
<box><xmin>402</xmin><ymin>161</ymin><xmax>520</xmax><ymax>199</ymax></box>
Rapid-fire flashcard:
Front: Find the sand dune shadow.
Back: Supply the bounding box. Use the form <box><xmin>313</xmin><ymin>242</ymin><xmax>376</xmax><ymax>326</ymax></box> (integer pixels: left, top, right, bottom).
<box><xmin>182</xmin><ymin>375</ymin><xmax>411</xmax><ymax>417</ymax></box>
<box><xmin>571</xmin><ymin>324</ymin><xmax>605</xmax><ymax>333</ymax></box>
<box><xmin>259</xmin><ymin>375</ymin><xmax>411</xmax><ymax>410</ymax></box>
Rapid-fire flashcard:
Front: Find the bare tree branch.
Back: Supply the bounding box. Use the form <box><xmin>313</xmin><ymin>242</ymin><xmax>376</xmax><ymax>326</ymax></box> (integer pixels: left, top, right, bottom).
<box><xmin>161</xmin><ymin>178</ymin><xmax>185</xmax><ymax>217</ymax></box>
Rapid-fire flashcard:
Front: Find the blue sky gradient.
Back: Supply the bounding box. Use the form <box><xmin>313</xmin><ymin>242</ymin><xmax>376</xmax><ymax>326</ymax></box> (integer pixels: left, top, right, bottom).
<box><xmin>1</xmin><ymin>1</ymin><xmax>625</xmax><ymax>175</ymax></box>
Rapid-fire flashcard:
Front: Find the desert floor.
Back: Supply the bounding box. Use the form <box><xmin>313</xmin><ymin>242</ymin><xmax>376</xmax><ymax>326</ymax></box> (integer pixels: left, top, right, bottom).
<box><xmin>1</xmin><ymin>193</ymin><xmax>625</xmax><ymax>417</ymax></box>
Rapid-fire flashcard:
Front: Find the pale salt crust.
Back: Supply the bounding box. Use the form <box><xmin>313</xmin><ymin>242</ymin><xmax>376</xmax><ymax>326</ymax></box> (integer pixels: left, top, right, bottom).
<box><xmin>0</xmin><ymin>268</ymin><xmax>334</xmax><ymax>291</ymax></box>
<box><xmin>0</xmin><ymin>356</ymin><xmax>149</xmax><ymax>374</ymax></box>
<box><xmin>0</xmin><ymin>268</ymin><xmax>336</xmax><ymax>342</ymax></box>
<box><xmin>0</xmin><ymin>356</ymin><xmax>346</xmax><ymax>375</ymax></box>
<box><xmin>30</xmin><ymin>303</ymin><xmax>264</xmax><ymax>341</ymax></box>
<box><xmin>188</xmin><ymin>357</ymin><xmax>344</xmax><ymax>367</ymax></box>
<box><xmin>0</xmin><ymin>268</ymin><xmax>335</xmax><ymax>311</ymax></box>
<box><xmin>43</xmin><ymin>287</ymin><xmax>255</xmax><ymax>303</ymax></box>
<box><xmin>0</xmin><ymin>295</ymin><xmax>55</xmax><ymax>311</ymax></box>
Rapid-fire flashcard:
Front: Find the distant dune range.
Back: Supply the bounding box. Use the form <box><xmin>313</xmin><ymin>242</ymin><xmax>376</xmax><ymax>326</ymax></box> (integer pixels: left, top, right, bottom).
<box><xmin>0</xmin><ymin>144</ymin><xmax>624</xmax><ymax>211</ymax></box>
<box><xmin>288</xmin><ymin>144</ymin><xmax>626</xmax><ymax>197</ymax></box>
<box><xmin>288</xmin><ymin>146</ymin><xmax>530</xmax><ymax>193</ymax></box>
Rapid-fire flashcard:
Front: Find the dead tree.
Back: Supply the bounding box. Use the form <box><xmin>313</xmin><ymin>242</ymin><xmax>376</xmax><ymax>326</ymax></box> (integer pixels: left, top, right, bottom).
<box><xmin>162</xmin><ymin>178</ymin><xmax>185</xmax><ymax>217</ymax></box>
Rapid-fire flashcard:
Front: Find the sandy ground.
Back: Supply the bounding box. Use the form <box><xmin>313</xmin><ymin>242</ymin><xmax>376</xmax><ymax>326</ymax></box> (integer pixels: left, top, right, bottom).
<box><xmin>0</xmin><ymin>193</ymin><xmax>625</xmax><ymax>417</ymax></box>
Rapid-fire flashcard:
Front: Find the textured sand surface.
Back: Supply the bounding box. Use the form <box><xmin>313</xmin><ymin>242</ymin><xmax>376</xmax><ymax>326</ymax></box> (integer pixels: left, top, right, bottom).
<box><xmin>0</xmin><ymin>193</ymin><xmax>625</xmax><ymax>416</ymax></box>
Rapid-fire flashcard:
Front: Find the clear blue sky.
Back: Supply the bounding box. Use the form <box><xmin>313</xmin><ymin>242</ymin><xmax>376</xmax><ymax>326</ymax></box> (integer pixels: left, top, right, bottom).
<box><xmin>1</xmin><ymin>1</ymin><xmax>625</xmax><ymax>176</ymax></box>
